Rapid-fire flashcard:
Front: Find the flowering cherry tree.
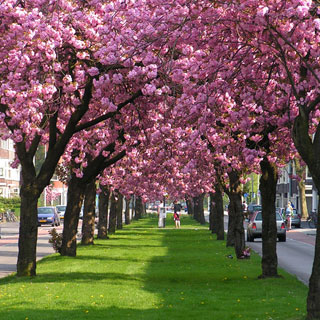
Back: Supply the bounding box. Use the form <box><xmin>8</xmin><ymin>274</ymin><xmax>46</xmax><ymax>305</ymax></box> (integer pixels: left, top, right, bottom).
<box><xmin>0</xmin><ymin>0</ymin><xmax>190</xmax><ymax>276</ymax></box>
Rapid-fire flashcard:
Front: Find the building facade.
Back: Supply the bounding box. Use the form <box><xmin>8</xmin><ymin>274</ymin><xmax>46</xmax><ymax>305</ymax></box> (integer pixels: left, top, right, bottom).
<box><xmin>276</xmin><ymin>161</ymin><xmax>317</xmax><ymax>213</ymax></box>
<box><xmin>0</xmin><ymin>139</ymin><xmax>20</xmax><ymax>198</ymax></box>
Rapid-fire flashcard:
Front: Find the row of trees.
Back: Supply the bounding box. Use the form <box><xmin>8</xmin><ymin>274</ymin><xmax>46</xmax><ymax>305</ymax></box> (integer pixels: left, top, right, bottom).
<box><xmin>1</xmin><ymin>0</ymin><xmax>320</xmax><ymax>318</ymax></box>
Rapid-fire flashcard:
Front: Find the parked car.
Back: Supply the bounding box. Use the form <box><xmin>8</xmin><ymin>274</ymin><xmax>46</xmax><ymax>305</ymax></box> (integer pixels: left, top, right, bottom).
<box><xmin>38</xmin><ymin>206</ymin><xmax>61</xmax><ymax>227</ymax></box>
<box><xmin>56</xmin><ymin>205</ymin><xmax>66</xmax><ymax>221</ymax></box>
<box><xmin>149</xmin><ymin>203</ymin><xmax>159</xmax><ymax>211</ymax></box>
<box><xmin>247</xmin><ymin>204</ymin><xmax>262</xmax><ymax>220</ymax></box>
<box><xmin>247</xmin><ymin>211</ymin><xmax>286</xmax><ymax>242</ymax></box>
<box><xmin>291</xmin><ymin>209</ymin><xmax>302</xmax><ymax>228</ymax></box>
<box><xmin>277</xmin><ymin>207</ymin><xmax>301</xmax><ymax>228</ymax></box>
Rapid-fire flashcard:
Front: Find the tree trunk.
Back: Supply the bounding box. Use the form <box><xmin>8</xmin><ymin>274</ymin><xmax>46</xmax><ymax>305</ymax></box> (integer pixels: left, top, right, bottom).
<box><xmin>143</xmin><ymin>202</ymin><xmax>147</xmax><ymax>215</ymax></box>
<box><xmin>294</xmin><ymin>158</ymin><xmax>308</xmax><ymax>219</ymax></box>
<box><xmin>298</xmin><ymin>178</ymin><xmax>308</xmax><ymax>220</ymax></box>
<box><xmin>228</xmin><ymin>193</ymin><xmax>245</xmax><ymax>258</ymax></box>
<box><xmin>97</xmin><ymin>185</ymin><xmax>110</xmax><ymax>239</ymax></box>
<box><xmin>131</xmin><ymin>196</ymin><xmax>135</xmax><ymax>219</ymax></box>
<box><xmin>259</xmin><ymin>157</ymin><xmax>279</xmax><ymax>278</ymax></box>
<box><xmin>186</xmin><ymin>197</ymin><xmax>194</xmax><ymax>215</ymax></box>
<box><xmin>226</xmin><ymin>171</ymin><xmax>245</xmax><ymax>258</ymax></box>
<box><xmin>193</xmin><ymin>196</ymin><xmax>199</xmax><ymax>222</ymax></box>
<box><xmin>193</xmin><ymin>195</ymin><xmax>205</xmax><ymax>224</ymax></box>
<box><xmin>116</xmin><ymin>193</ymin><xmax>123</xmax><ymax>229</ymax></box>
<box><xmin>226</xmin><ymin>195</ymin><xmax>235</xmax><ymax>247</ymax></box>
<box><xmin>307</xmin><ymin>204</ymin><xmax>320</xmax><ymax>319</ymax></box>
<box><xmin>108</xmin><ymin>191</ymin><xmax>117</xmax><ymax>234</ymax></box>
<box><xmin>210</xmin><ymin>187</ymin><xmax>225</xmax><ymax>240</ymax></box>
<box><xmin>135</xmin><ymin>196</ymin><xmax>143</xmax><ymax>220</ymax></box>
<box><xmin>293</xmin><ymin>113</ymin><xmax>320</xmax><ymax>318</ymax></box>
<box><xmin>17</xmin><ymin>185</ymin><xmax>40</xmax><ymax>276</ymax></box>
<box><xmin>124</xmin><ymin>197</ymin><xmax>130</xmax><ymax>225</ymax></box>
<box><xmin>60</xmin><ymin>178</ymin><xmax>85</xmax><ymax>256</ymax></box>
<box><xmin>199</xmin><ymin>194</ymin><xmax>206</xmax><ymax>224</ymax></box>
<box><xmin>209</xmin><ymin>192</ymin><xmax>215</xmax><ymax>232</ymax></box>
<box><xmin>196</xmin><ymin>194</ymin><xmax>205</xmax><ymax>224</ymax></box>
<box><xmin>81</xmin><ymin>180</ymin><xmax>96</xmax><ymax>245</ymax></box>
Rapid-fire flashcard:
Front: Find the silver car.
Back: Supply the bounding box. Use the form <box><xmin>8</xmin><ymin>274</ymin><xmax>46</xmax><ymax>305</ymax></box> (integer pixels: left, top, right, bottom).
<box><xmin>56</xmin><ymin>205</ymin><xmax>66</xmax><ymax>221</ymax></box>
<box><xmin>247</xmin><ymin>211</ymin><xmax>286</xmax><ymax>242</ymax></box>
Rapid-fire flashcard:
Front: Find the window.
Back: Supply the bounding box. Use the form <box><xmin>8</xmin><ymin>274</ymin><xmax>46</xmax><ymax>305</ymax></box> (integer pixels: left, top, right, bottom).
<box><xmin>0</xmin><ymin>168</ymin><xmax>3</xmax><ymax>177</ymax></box>
<box><xmin>306</xmin><ymin>167</ymin><xmax>312</xmax><ymax>179</ymax></box>
<box><xmin>0</xmin><ymin>139</ymin><xmax>8</xmax><ymax>149</ymax></box>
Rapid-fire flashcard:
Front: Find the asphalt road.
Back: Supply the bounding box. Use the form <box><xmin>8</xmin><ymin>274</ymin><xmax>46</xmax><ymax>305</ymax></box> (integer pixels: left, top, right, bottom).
<box><xmin>248</xmin><ymin>223</ymin><xmax>316</xmax><ymax>285</ymax></box>
<box><xmin>0</xmin><ymin>222</ymin><xmax>63</xmax><ymax>278</ymax></box>
<box><xmin>205</xmin><ymin>213</ymin><xmax>316</xmax><ymax>286</ymax></box>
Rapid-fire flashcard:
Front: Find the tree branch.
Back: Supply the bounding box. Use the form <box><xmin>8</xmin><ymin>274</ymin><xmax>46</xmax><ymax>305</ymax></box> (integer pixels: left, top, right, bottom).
<box><xmin>74</xmin><ymin>89</ymin><xmax>142</xmax><ymax>133</ymax></box>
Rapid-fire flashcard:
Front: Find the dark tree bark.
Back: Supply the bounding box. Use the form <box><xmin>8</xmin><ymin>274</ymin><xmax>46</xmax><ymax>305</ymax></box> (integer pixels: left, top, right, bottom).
<box><xmin>186</xmin><ymin>197</ymin><xmax>194</xmax><ymax>215</ymax></box>
<box><xmin>210</xmin><ymin>186</ymin><xmax>224</xmax><ymax>240</ymax></box>
<box><xmin>97</xmin><ymin>185</ymin><xmax>110</xmax><ymax>239</ymax></box>
<box><xmin>134</xmin><ymin>196</ymin><xmax>143</xmax><ymax>220</ymax></box>
<box><xmin>60</xmin><ymin>178</ymin><xmax>85</xmax><ymax>256</ymax></box>
<box><xmin>124</xmin><ymin>197</ymin><xmax>131</xmax><ymax>225</ymax></box>
<box><xmin>143</xmin><ymin>202</ymin><xmax>147</xmax><ymax>215</ymax></box>
<box><xmin>209</xmin><ymin>192</ymin><xmax>215</xmax><ymax>232</ymax></box>
<box><xmin>108</xmin><ymin>191</ymin><xmax>117</xmax><ymax>234</ymax></box>
<box><xmin>226</xmin><ymin>195</ymin><xmax>235</xmax><ymax>247</ymax></box>
<box><xmin>17</xmin><ymin>185</ymin><xmax>40</xmax><ymax>276</ymax></box>
<box><xmin>116</xmin><ymin>193</ymin><xmax>123</xmax><ymax>229</ymax></box>
<box><xmin>60</xmin><ymin>141</ymin><xmax>126</xmax><ymax>256</ymax></box>
<box><xmin>193</xmin><ymin>196</ymin><xmax>199</xmax><ymax>221</ymax></box>
<box><xmin>292</xmin><ymin>112</ymin><xmax>320</xmax><ymax>318</ymax></box>
<box><xmin>81</xmin><ymin>180</ymin><xmax>96</xmax><ymax>245</ymax></box>
<box><xmin>259</xmin><ymin>157</ymin><xmax>279</xmax><ymax>278</ymax></box>
<box><xmin>193</xmin><ymin>194</ymin><xmax>205</xmax><ymax>224</ymax></box>
<box><xmin>225</xmin><ymin>171</ymin><xmax>245</xmax><ymax>258</ymax></box>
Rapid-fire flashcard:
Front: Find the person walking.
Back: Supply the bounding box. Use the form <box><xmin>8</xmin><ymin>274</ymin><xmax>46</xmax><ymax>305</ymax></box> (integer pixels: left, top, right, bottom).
<box><xmin>242</xmin><ymin>201</ymin><xmax>248</xmax><ymax>219</ymax></box>
<box><xmin>173</xmin><ymin>201</ymin><xmax>181</xmax><ymax>229</ymax></box>
<box><xmin>286</xmin><ymin>201</ymin><xmax>293</xmax><ymax>230</ymax></box>
<box><xmin>173</xmin><ymin>211</ymin><xmax>181</xmax><ymax>228</ymax></box>
<box><xmin>173</xmin><ymin>201</ymin><xmax>182</xmax><ymax>214</ymax></box>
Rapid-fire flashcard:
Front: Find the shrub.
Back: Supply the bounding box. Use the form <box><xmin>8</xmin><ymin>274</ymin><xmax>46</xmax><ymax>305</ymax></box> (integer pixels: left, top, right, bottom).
<box><xmin>48</xmin><ymin>228</ymin><xmax>62</xmax><ymax>253</ymax></box>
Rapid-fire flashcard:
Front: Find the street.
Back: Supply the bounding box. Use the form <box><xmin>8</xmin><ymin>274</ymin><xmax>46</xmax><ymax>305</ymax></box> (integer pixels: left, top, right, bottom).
<box><xmin>0</xmin><ymin>222</ymin><xmax>64</xmax><ymax>278</ymax></box>
<box><xmin>205</xmin><ymin>213</ymin><xmax>316</xmax><ymax>286</ymax></box>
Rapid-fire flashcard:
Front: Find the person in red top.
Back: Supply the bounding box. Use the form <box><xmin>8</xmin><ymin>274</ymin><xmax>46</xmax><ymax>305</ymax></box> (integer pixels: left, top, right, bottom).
<box><xmin>173</xmin><ymin>201</ymin><xmax>181</xmax><ymax>229</ymax></box>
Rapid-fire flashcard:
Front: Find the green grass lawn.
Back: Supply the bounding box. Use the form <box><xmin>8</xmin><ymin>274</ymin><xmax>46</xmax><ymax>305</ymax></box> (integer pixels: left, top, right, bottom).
<box><xmin>0</xmin><ymin>214</ymin><xmax>307</xmax><ymax>319</ymax></box>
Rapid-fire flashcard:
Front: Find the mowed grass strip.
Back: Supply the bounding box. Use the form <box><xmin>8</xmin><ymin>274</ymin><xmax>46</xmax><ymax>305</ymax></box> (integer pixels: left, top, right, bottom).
<box><xmin>0</xmin><ymin>214</ymin><xmax>307</xmax><ymax>320</ymax></box>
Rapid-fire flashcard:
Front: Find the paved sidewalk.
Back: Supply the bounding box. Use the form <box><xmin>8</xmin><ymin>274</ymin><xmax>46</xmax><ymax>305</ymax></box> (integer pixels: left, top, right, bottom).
<box><xmin>0</xmin><ymin>222</ymin><xmax>61</xmax><ymax>278</ymax></box>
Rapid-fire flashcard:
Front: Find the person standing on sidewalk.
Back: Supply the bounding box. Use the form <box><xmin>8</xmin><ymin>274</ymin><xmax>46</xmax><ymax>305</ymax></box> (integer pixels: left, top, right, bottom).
<box><xmin>286</xmin><ymin>201</ymin><xmax>293</xmax><ymax>230</ymax></box>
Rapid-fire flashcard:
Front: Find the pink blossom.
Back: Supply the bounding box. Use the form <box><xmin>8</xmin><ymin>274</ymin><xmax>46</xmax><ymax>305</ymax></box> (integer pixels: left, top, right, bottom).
<box><xmin>88</xmin><ymin>67</ymin><xmax>99</xmax><ymax>77</ymax></box>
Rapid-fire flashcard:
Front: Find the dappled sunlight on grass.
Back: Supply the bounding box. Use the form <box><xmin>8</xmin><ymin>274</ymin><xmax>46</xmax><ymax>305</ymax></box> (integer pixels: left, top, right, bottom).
<box><xmin>0</xmin><ymin>215</ymin><xmax>307</xmax><ymax>319</ymax></box>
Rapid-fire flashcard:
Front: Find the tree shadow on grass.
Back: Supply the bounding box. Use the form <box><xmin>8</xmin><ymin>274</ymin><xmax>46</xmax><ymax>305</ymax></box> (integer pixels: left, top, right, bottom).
<box><xmin>0</xmin><ymin>215</ymin><xmax>307</xmax><ymax>320</ymax></box>
<box><xmin>0</xmin><ymin>305</ymin><xmax>179</xmax><ymax>320</ymax></box>
<box><xmin>0</xmin><ymin>271</ymin><xmax>143</xmax><ymax>285</ymax></box>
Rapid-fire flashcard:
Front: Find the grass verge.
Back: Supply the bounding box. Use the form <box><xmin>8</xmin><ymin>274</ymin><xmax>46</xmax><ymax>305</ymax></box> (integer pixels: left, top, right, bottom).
<box><xmin>0</xmin><ymin>214</ymin><xmax>307</xmax><ymax>319</ymax></box>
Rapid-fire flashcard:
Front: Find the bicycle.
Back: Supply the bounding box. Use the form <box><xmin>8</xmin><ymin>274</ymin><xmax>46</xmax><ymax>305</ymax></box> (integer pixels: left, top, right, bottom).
<box><xmin>307</xmin><ymin>211</ymin><xmax>318</xmax><ymax>228</ymax></box>
<box><xmin>5</xmin><ymin>211</ymin><xmax>18</xmax><ymax>223</ymax></box>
